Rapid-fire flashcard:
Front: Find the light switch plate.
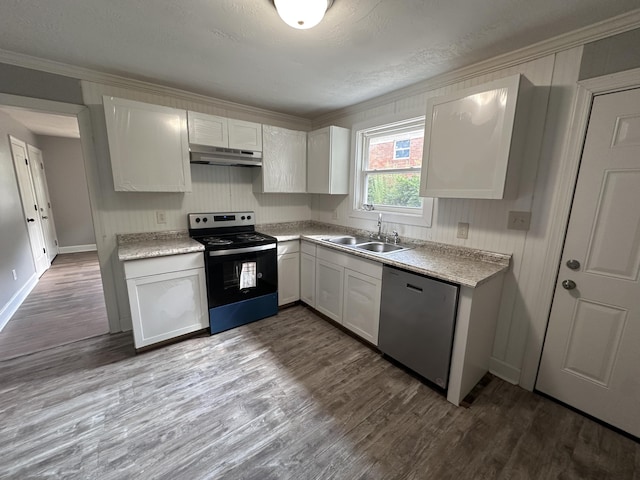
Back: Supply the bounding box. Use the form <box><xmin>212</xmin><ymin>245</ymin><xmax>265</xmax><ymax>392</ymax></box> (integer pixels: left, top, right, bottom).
<box><xmin>457</xmin><ymin>222</ymin><xmax>469</xmax><ymax>239</ymax></box>
<box><xmin>508</xmin><ymin>211</ymin><xmax>531</xmax><ymax>230</ymax></box>
<box><xmin>156</xmin><ymin>210</ymin><xmax>167</xmax><ymax>224</ymax></box>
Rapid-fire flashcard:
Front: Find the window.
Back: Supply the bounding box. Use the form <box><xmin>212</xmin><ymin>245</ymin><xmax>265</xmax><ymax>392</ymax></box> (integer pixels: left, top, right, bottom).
<box><xmin>394</xmin><ymin>139</ymin><xmax>410</xmax><ymax>159</ymax></box>
<box><xmin>355</xmin><ymin>116</ymin><xmax>427</xmax><ymax>217</ymax></box>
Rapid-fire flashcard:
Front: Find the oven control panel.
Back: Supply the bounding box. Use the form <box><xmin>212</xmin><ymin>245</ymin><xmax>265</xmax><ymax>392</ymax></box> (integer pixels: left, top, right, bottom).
<box><xmin>188</xmin><ymin>212</ymin><xmax>255</xmax><ymax>229</ymax></box>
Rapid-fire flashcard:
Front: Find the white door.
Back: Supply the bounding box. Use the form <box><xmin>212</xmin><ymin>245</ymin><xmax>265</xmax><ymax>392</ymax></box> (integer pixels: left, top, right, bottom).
<box><xmin>315</xmin><ymin>258</ymin><xmax>344</xmax><ymax>323</ymax></box>
<box><xmin>343</xmin><ymin>268</ymin><xmax>381</xmax><ymax>345</ymax></box>
<box><xmin>9</xmin><ymin>136</ymin><xmax>50</xmax><ymax>277</ymax></box>
<box><xmin>27</xmin><ymin>144</ymin><xmax>58</xmax><ymax>262</ymax></box>
<box><xmin>536</xmin><ymin>88</ymin><xmax>640</xmax><ymax>438</ymax></box>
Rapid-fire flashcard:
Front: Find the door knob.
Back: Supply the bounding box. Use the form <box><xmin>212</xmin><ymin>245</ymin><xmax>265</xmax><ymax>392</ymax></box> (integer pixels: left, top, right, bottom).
<box><xmin>566</xmin><ymin>259</ymin><xmax>580</xmax><ymax>270</ymax></box>
<box><xmin>27</xmin><ymin>218</ymin><xmax>35</xmax><ymax>223</ymax></box>
<box><xmin>562</xmin><ymin>279</ymin><xmax>576</xmax><ymax>290</ymax></box>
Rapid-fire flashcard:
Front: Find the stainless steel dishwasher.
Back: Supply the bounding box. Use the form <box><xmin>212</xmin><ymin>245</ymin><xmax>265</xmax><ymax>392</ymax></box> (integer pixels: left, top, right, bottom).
<box><xmin>378</xmin><ymin>265</ymin><xmax>459</xmax><ymax>389</ymax></box>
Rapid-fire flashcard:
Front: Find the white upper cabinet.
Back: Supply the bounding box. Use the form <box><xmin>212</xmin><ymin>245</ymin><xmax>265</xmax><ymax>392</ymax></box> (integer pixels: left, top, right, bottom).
<box><xmin>103</xmin><ymin>96</ymin><xmax>191</xmax><ymax>192</ymax></box>
<box><xmin>254</xmin><ymin>125</ymin><xmax>307</xmax><ymax>193</ymax></box>
<box><xmin>419</xmin><ymin>74</ymin><xmax>532</xmax><ymax>199</ymax></box>
<box><xmin>187</xmin><ymin>111</ymin><xmax>228</xmax><ymax>147</ymax></box>
<box><xmin>187</xmin><ymin>111</ymin><xmax>262</xmax><ymax>151</ymax></box>
<box><xmin>228</xmin><ymin>119</ymin><xmax>263</xmax><ymax>151</ymax></box>
<box><xmin>307</xmin><ymin>126</ymin><xmax>350</xmax><ymax>195</ymax></box>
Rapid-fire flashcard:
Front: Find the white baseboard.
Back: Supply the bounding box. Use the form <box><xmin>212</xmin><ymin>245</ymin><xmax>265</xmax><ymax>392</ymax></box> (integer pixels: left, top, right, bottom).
<box><xmin>489</xmin><ymin>357</ymin><xmax>521</xmax><ymax>385</ymax></box>
<box><xmin>58</xmin><ymin>244</ymin><xmax>97</xmax><ymax>254</ymax></box>
<box><xmin>0</xmin><ymin>273</ymin><xmax>38</xmax><ymax>332</ymax></box>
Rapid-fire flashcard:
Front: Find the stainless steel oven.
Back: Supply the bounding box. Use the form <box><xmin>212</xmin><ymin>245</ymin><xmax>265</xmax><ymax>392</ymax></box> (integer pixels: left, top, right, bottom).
<box><xmin>189</xmin><ymin>212</ymin><xmax>278</xmax><ymax>334</ymax></box>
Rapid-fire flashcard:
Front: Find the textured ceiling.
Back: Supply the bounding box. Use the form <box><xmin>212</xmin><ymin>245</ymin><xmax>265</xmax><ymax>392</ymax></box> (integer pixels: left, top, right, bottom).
<box><xmin>0</xmin><ymin>0</ymin><xmax>639</xmax><ymax>118</ymax></box>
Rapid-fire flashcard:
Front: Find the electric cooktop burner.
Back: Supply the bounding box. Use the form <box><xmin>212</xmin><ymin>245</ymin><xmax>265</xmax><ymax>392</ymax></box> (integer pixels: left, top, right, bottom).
<box><xmin>200</xmin><ymin>236</ymin><xmax>233</xmax><ymax>246</ymax></box>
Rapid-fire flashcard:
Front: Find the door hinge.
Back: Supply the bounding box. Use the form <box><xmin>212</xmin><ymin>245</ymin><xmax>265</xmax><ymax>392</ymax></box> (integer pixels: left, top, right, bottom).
<box><xmin>40</xmin><ymin>162</ymin><xmax>44</xmax><ymax>170</ymax></box>
<box><xmin>55</xmin><ymin>239</ymin><xmax>58</xmax><ymax>246</ymax></box>
<box><xmin>48</xmin><ymin>202</ymin><xmax>51</xmax><ymax>208</ymax></box>
<box><xmin>43</xmin><ymin>247</ymin><xmax>46</xmax><ymax>254</ymax></box>
<box><xmin>34</xmin><ymin>204</ymin><xmax>38</xmax><ymax>211</ymax></box>
<box><xmin>25</xmin><ymin>158</ymin><xmax>28</xmax><ymax>165</ymax></box>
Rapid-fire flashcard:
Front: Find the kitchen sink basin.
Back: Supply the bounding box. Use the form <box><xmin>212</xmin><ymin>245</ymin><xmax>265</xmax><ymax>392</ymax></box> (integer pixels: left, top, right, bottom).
<box><xmin>326</xmin><ymin>236</ymin><xmax>370</xmax><ymax>245</ymax></box>
<box><xmin>327</xmin><ymin>236</ymin><xmax>359</xmax><ymax>245</ymax></box>
<box><xmin>355</xmin><ymin>242</ymin><xmax>408</xmax><ymax>253</ymax></box>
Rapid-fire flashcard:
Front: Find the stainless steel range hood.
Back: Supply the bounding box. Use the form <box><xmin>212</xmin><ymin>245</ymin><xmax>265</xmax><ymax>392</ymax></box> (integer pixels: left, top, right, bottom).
<box><xmin>189</xmin><ymin>144</ymin><xmax>262</xmax><ymax>167</ymax></box>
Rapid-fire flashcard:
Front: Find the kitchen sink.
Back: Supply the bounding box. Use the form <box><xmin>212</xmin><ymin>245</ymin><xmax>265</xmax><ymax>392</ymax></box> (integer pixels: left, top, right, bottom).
<box><xmin>355</xmin><ymin>242</ymin><xmax>408</xmax><ymax>253</ymax></box>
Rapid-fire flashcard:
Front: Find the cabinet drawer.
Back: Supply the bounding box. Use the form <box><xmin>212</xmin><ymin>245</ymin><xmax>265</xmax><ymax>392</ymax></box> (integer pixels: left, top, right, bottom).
<box><xmin>277</xmin><ymin>240</ymin><xmax>300</xmax><ymax>255</ymax></box>
<box><xmin>316</xmin><ymin>246</ymin><xmax>382</xmax><ymax>279</ymax></box>
<box><xmin>124</xmin><ymin>252</ymin><xmax>204</xmax><ymax>279</ymax></box>
<box><xmin>301</xmin><ymin>240</ymin><xmax>317</xmax><ymax>256</ymax></box>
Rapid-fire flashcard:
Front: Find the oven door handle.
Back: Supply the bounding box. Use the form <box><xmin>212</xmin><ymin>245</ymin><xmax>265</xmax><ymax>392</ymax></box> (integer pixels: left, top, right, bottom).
<box><xmin>208</xmin><ymin>243</ymin><xmax>276</xmax><ymax>257</ymax></box>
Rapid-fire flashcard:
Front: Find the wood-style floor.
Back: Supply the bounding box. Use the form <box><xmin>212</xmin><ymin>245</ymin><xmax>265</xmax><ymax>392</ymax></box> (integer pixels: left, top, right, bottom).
<box><xmin>0</xmin><ymin>252</ymin><xmax>109</xmax><ymax>361</ymax></box>
<box><xmin>0</xmin><ymin>305</ymin><xmax>637</xmax><ymax>479</ymax></box>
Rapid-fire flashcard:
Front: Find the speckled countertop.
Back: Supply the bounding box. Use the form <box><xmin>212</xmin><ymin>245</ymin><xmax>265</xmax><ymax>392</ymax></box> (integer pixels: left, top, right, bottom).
<box><xmin>117</xmin><ymin>230</ymin><xmax>204</xmax><ymax>261</ymax></box>
<box><xmin>258</xmin><ymin>221</ymin><xmax>511</xmax><ymax>288</ymax></box>
<box><xmin>117</xmin><ymin>222</ymin><xmax>510</xmax><ymax>288</ymax></box>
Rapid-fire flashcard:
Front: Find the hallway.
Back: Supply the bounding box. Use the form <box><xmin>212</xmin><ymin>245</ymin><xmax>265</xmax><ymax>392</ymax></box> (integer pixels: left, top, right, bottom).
<box><xmin>0</xmin><ymin>251</ymin><xmax>109</xmax><ymax>361</ymax></box>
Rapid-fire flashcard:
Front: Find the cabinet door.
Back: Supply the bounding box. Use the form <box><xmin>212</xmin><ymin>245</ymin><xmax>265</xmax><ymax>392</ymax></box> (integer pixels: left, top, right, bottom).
<box><xmin>256</xmin><ymin>125</ymin><xmax>307</xmax><ymax>193</ymax></box>
<box><xmin>315</xmin><ymin>258</ymin><xmax>344</xmax><ymax>322</ymax></box>
<box><xmin>103</xmin><ymin>96</ymin><xmax>191</xmax><ymax>192</ymax></box>
<box><xmin>343</xmin><ymin>268</ymin><xmax>382</xmax><ymax>345</ymax></box>
<box><xmin>307</xmin><ymin>127</ymin><xmax>331</xmax><ymax>194</ymax></box>
<box><xmin>126</xmin><ymin>267</ymin><xmax>208</xmax><ymax>348</ymax></box>
<box><xmin>278</xmin><ymin>252</ymin><xmax>300</xmax><ymax>306</ymax></box>
<box><xmin>300</xmin><ymin>252</ymin><xmax>316</xmax><ymax>307</ymax></box>
<box><xmin>229</xmin><ymin>119</ymin><xmax>262</xmax><ymax>151</ymax></box>
<box><xmin>187</xmin><ymin>111</ymin><xmax>228</xmax><ymax>147</ymax></box>
<box><xmin>419</xmin><ymin>74</ymin><xmax>527</xmax><ymax>199</ymax></box>
<box><xmin>307</xmin><ymin>126</ymin><xmax>350</xmax><ymax>194</ymax></box>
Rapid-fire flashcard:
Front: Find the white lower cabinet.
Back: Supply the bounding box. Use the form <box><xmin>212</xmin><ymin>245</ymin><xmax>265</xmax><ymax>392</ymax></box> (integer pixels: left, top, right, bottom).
<box><xmin>315</xmin><ymin>258</ymin><xmax>344</xmax><ymax>322</ymax></box>
<box><xmin>277</xmin><ymin>241</ymin><xmax>300</xmax><ymax>306</ymax></box>
<box><xmin>124</xmin><ymin>252</ymin><xmax>208</xmax><ymax>349</ymax></box>
<box><xmin>313</xmin><ymin>246</ymin><xmax>383</xmax><ymax>345</ymax></box>
<box><xmin>343</xmin><ymin>268</ymin><xmax>382</xmax><ymax>344</ymax></box>
<box><xmin>300</xmin><ymin>241</ymin><xmax>317</xmax><ymax>307</ymax></box>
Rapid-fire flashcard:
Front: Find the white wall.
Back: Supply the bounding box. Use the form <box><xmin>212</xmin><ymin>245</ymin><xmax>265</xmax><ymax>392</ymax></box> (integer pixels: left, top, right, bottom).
<box><xmin>0</xmin><ymin>111</ymin><xmax>40</xmax><ymax>325</ymax></box>
<box><xmin>308</xmin><ymin>48</ymin><xmax>584</xmax><ymax>385</ymax></box>
<box><xmin>80</xmin><ymin>81</ymin><xmax>313</xmax><ymax>332</ymax></box>
<box><xmin>37</xmin><ymin>135</ymin><xmax>96</xmax><ymax>249</ymax></box>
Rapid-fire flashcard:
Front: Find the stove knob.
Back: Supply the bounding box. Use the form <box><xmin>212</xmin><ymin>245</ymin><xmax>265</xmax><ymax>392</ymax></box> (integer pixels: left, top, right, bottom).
<box><xmin>195</xmin><ymin>217</ymin><xmax>201</xmax><ymax>223</ymax></box>
<box><xmin>203</xmin><ymin>217</ymin><xmax>208</xmax><ymax>223</ymax></box>
<box><xmin>247</xmin><ymin>215</ymin><xmax>252</xmax><ymax>220</ymax></box>
<box><xmin>241</xmin><ymin>216</ymin><xmax>246</xmax><ymax>220</ymax></box>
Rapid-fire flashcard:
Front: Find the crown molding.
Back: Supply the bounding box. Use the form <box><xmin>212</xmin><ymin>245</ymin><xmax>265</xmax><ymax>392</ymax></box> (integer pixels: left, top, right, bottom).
<box><xmin>312</xmin><ymin>8</ymin><xmax>640</xmax><ymax>126</ymax></box>
<box><xmin>0</xmin><ymin>48</ymin><xmax>309</xmax><ymax>127</ymax></box>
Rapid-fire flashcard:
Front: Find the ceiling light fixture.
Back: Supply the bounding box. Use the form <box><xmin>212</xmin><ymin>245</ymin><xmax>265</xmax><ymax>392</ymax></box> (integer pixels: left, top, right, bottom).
<box><xmin>274</xmin><ymin>0</ymin><xmax>334</xmax><ymax>30</ymax></box>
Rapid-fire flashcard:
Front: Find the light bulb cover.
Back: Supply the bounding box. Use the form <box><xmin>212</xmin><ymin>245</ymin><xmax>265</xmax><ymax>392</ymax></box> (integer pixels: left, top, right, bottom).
<box><xmin>274</xmin><ymin>0</ymin><xmax>329</xmax><ymax>30</ymax></box>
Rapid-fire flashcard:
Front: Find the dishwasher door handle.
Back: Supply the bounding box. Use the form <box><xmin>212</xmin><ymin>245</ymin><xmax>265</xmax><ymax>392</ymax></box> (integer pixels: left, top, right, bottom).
<box><xmin>406</xmin><ymin>283</ymin><xmax>423</xmax><ymax>293</ymax></box>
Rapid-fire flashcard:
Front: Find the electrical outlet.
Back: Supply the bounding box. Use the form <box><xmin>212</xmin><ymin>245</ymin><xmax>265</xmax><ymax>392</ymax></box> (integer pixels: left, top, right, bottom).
<box><xmin>156</xmin><ymin>210</ymin><xmax>167</xmax><ymax>224</ymax></box>
<box><xmin>12</xmin><ymin>269</ymin><xmax>17</xmax><ymax>281</ymax></box>
<box><xmin>507</xmin><ymin>211</ymin><xmax>531</xmax><ymax>231</ymax></box>
<box><xmin>457</xmin><ymin>222</ymin><xmax>469</xmax><ymax>239</ymax></box>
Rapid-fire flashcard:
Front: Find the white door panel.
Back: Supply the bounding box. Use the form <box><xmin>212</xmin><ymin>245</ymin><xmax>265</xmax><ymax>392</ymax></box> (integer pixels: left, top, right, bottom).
<box><xmin>27</xmin><ymin>145</ymin><xmax>58</xmax><ymax>262</ymax></box>
<box><xmin>10</xmin><ymin>136</ymin><xmax>49</xmax><ymax>277</ymax></box>
<box><xmin>537</xmin><ymin>88</ymin><xmax>640</xmax><ymax>438</ymax></box>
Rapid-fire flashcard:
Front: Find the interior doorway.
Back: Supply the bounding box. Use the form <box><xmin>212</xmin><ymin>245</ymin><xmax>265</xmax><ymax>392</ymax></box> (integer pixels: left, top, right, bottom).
<box><xmin>0</xmin><ymin>103</ymin><xmax>109</xmax><ymax>359</ymax></box>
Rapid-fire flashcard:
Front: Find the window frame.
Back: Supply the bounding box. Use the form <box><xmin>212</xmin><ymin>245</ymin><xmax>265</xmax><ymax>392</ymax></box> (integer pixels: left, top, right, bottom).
<box><xmin>393</xmin><ymin>139</ymin><xmax>411</xmax><ymax>160</ymax></box>
<box><xmin>349</xmin><ymin>113</ymin><xmax>433</xmax><ymax>228</ymax></box>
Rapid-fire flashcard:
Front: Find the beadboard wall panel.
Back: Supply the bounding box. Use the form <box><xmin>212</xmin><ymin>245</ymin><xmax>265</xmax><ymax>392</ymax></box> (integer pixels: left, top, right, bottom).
<box><xmin>311</xmin><ymin>53</ymin><xmax>565</xmax><ymax>384</ymax></box>
<box><xmin>81</xmin><ymin>81</ymin><xmax>311</xmax><ymax>330</ymax></box>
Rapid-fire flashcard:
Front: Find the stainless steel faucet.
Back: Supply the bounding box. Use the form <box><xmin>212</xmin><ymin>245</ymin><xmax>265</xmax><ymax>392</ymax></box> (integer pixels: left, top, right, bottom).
<box><xmin>377</xmin><ymin>213</ymin><xmax>383</xmax><ymax>240</ymax></box>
